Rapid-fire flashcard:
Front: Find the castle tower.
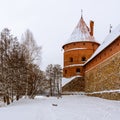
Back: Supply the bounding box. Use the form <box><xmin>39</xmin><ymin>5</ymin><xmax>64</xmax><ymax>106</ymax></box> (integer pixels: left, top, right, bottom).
<box><xmin>62</xmin><ymin>15</ymin><xmax>100</xmax><ymax>78</ymax></box>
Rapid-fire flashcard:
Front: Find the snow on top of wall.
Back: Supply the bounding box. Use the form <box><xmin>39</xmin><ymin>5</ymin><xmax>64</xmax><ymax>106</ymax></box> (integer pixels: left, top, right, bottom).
<box><xmin>66</xmin><ymin>17</ymin><xmax>95</xmax><ymax>44</ymax></box>
<box><xmin>86</xmin><ymin>24</ymin><xmax>120</xmax><ymax>64</ymax></box>
<box><xmin>62</xmin><ymin>75</ymin><xmax>81</xmax><ymax>86</ymax></box>
<box><xmin>65</xmin><ymin>48</ymin><xmax>87</xmax><ymax>52</ymax></box>
<box><xmin>87</xmin><ymin>89</ymin><xmax>120</xmax><ymax>94</ymax></box>
<box><xmin>64</xmin><ymin>64</ymin><xmax>84</xmax><ymax>68</ymax></box>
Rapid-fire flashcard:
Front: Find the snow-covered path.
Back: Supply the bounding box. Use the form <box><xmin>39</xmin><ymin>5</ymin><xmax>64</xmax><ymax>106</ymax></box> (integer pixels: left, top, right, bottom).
<box><xmin>0</xmin><ymin>95</ymin><xmax>120</xmax><ymax>120</ymax></box>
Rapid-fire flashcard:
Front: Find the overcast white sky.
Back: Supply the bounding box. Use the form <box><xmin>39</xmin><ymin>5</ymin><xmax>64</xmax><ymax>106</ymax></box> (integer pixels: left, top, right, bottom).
<box><xmin>0</xmin><ymin>0</ymin><xmax>120</xmax><ymax>70</ymax></box>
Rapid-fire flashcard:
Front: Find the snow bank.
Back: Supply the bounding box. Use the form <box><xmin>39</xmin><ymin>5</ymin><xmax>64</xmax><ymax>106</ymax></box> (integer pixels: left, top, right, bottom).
<box><xmin>86</xmin><ymin>89</ymin><xmax>120</xmax><ymax>94</ymax></box>
<box><xmin>1</xmin><ymin>95</ymin><xmax>120</xmax><ymax>120</ymax></box>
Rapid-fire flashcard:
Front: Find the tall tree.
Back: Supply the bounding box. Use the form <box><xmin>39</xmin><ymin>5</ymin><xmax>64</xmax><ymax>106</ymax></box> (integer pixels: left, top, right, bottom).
<box><xmin>46</xmin><ymin>64</ymin><xmax>62</xmax><ymax>97</ymax></box>
<box><xmin>0</xmin><ymin>28</ymin><xmax>43</xmax><ymax>105</ymax></box>
<box><xmin>46</xmin><ymin>64</ymin><xmax>54</xmax><ymax>96</ymax></box>
<box><xmin>53</xmin><ymin>64</ymin><xmax>62</xmax><ymax>98</ymax></box>
<box><xmin>21</xmin><ymin>29</ymin><xmax>42</xmax><ymax>98</ymax></box>
<box><xmin>21</xmin><ymin>29</ymin><xmax>41</xmax><ymax>65</ymax></box>
<box><xmin>0</xmin><ymin>28</ymin><xmax>20</xmax><ymax>104</ymax></box>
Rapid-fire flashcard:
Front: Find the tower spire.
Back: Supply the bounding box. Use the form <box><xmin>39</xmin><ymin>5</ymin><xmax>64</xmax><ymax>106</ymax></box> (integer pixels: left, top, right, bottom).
<box><xmin>81</xmin><ymin>9</ymin><xmax>83</xmax><ymax>18</ymax></box>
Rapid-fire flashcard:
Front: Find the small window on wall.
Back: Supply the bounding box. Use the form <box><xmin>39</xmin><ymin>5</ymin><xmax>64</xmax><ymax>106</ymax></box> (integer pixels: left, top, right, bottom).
<box><xmin>69</xmin><ymin>57</ymin><xmax>73</xmax><ymax>62</ymax></box>
<box><xmin>83</xmin><ymin>43</ymin><xmax>85</xmax><ymax>45</ymax></box>
<box><xmin>76</xmin><ymin>68</ymin><xmax>80</xmax><ymax>73</ymax></box>
<box><xmin>65</xmin><ymin>70</ymin><xmax>67</xmax><ymax>74</ymax></box>
<box><xmin>82</xmin><ymin>56</ymin><xmax>86</xmax><ymax>62</ymax></box>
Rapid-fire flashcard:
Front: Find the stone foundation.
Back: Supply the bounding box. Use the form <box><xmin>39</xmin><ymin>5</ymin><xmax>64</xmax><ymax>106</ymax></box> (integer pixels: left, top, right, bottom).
<box><xmin>85</xmin><ymin>51</ymin><xmax>120</xmax><ymax>93</ymax></box>
<box><xmin>86</xmin><ymin>92</ymin><xmax>120</xmax><ymax>100</ymax></box>
<box><xmin>62</xmin><ymin>77</ymin><xmax>85</xmax><ymax>92</ymax></box>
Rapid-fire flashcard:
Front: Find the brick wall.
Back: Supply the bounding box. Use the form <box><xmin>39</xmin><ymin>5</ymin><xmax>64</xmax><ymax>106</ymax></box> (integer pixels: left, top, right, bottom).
<box><xmin>85</xmin><ymin>51</ymin><xmax>120</xmax><ymax>93</ymax></box>
<box><xmin>85</xmin><ymin>37</ymin><xmax>120</xmax><ymax>71</ymax></box>
<box><xmin>63</xmin><ymin>41</ymin><xmax>99</xmax><ymax>78</ymax></box>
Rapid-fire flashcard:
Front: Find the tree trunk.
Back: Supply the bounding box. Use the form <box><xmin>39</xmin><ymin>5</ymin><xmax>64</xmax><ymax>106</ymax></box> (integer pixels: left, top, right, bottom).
<box><xmin>16</xmin><ymin>95</ymin><xmax>19</xmax><ymax>101</ymax></box>
<box><xmin>50</xmin><ymin>78</ymin><xmax>53</xmax><ymax>96</ymax></box>
<box><xmin>3</xmin><ymin>96</ymin><xmax>6</xmax><ymax>103</ymax></box>
<box><xmin>6</xmin><ymin>95</ymin><xmax>10</xmax><ymax>105</ymax></box>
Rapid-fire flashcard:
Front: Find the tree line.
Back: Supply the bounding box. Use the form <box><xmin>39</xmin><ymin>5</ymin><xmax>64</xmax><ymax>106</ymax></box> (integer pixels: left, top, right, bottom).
<box><xmin>0</xmin><ymin>28</ymin><xmax>62</xmax><ymax>105</ymax></box>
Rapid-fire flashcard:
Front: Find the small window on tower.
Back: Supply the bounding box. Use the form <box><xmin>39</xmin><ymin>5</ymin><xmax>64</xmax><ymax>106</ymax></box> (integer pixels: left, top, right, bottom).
<box><xmin>76</xmin><ymin>68</ymin><xmax>80</xmax><ymax>74</ymax></box>
<box><xmin>69</xmin><ymin>57</ymin><xmax>73</xmax><ymax>62</ymax></box>
<box><xmin>83</xmin><ymin>43</ymin><xmax>85</xmax><ymax>45</ymax></box>
<box><xmin>65</xmin><ymin>70</ymin><xmax>67</xmax><ymax>74</ymax></box>
<box><xmin>82</xmin><ymin>57</ymin><xmax>86</xmax><ymax>62</ymax></box>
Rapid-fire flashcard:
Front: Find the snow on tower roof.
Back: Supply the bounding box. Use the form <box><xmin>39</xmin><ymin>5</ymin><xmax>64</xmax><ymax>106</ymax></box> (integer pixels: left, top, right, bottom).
<box><xmin>85</xmin><ymin>24</ymin><xmax>120</xmax><ymax>64</ymax></box>
<box><xmin>67</xmin><ymin>16</ymin><xmax>95</xmax><ymax>43</ymax></box>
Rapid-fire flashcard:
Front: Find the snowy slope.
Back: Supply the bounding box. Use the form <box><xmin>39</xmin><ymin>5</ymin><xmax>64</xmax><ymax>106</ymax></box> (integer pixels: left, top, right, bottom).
<box><xmin>62</xmin><ymin>75</ymin><xmax>81</xmax><ymax>86</ymax></box>
<box><xmin>0</xmin><ymin>95</ymin><xmax>120</xmax><ymax>120</ymax></box>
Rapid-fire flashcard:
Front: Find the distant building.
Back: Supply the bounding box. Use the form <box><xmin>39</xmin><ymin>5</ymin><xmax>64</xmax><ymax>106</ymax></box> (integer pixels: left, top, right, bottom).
<box><xmin>62</xmin><ymin>15</ymin><xmax>120</xmax><ymax>100</ymax></box>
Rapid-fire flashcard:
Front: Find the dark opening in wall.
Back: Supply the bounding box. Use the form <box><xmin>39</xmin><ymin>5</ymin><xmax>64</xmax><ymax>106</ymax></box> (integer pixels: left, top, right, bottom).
<box><xmin>76</xmin><ymin>68</ymin><xmax>80</xmax><ymax>74</ymax></box>
<box><xmin>83</xmin><ymin>43</ymin><xmax>86</xmax><ymax>45</ymax></box>
<box><xmin>69</xmin><ymin>57</ymin><xmax>73</xmax><ymax>62</ymax></box>
<box><xmin>65</xmin><ymin>70</ymin><xmax>67</xmax><ymax>74</ymax></box>
<box><xmin>82</xmin><ymin>56</ymin><xmax>86</xmax><ymax>62</ymax></box>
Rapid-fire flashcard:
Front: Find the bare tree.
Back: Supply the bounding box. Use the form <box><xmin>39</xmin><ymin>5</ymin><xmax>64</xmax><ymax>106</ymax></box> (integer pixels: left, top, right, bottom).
<box><xmin>46</xmin><ymin>64</ymin><xmax>54</xmax><ymax>96</ymax></box>
<box><xmin>46</xmin><ymin>64</ymin><xmax>62</xmax><ymax>97</ymax></box>
<box><xmin>7</xmin><ymin>39</ymin><xmax>27</xmax><ymax>101</ymax></box>
<box><xmin>53</xmin><ymin>64</ymin><xmax>62</xmax><ymax>98</ymax></box>
<box><xmin>0</xmin><ymin>28</ymin><xmax>20</xmax><ymax>104</ymax></box>
<box><xmin>21</xmin><ymin>29</ymin><xmax>41</xmax><ymax>65</ymax></box>
<box><xmin>27</xmin><ymin>65</ymin><xmax>47</xmax><ymax>99</ymax></box>
<box><xmin>21</xmin><ymin>29</ymin><xmax>42</xmax><ymax>98</ymax></box>
<box><xmin>0</xmin><ymin>28</ymin><xmax>44</xmax><ymax>105</ymax></box>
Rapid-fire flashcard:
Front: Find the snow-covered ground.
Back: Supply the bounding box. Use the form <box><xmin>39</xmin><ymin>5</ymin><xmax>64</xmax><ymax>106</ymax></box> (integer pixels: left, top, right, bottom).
<box><xmin>0</xmin><ymin>95</ymin><xmax>120</xmax><ymax>120</ymax></box>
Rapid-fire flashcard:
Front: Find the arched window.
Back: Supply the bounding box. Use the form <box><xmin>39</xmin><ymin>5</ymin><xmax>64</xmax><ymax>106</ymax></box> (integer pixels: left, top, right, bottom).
<box><xmin>82</xmin><ymin>56</ymin><xmax>86</xmax><ymax>62</ymax></box>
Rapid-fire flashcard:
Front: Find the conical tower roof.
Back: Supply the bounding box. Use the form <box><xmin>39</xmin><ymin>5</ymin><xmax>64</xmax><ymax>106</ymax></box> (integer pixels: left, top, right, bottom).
<box><xmin>67</xmin><ymin>16</ymin><xmax>95</xmax><ymax>43</ymax></box>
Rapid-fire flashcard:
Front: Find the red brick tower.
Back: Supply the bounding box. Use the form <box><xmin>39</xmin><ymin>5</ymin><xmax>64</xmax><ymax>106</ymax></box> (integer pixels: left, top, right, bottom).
<box><xmin>62</xmin><ymin>16</ymin><xmax>100</xmax><ymax>78</ymax></box>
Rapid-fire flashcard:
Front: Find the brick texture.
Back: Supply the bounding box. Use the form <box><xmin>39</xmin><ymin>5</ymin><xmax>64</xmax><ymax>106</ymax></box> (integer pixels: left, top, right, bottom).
<box><xmin>62</xmin><ymin>77</ymin><xmax>85</xmax><ymax>92</ymax></box>
<box><xmin>85</xmin><ymin>51</ymin><xmax>120</xmax><ymax>93</ymax></box>
<box><xmin>63</xmin><ymin>41</ymin><xmax>99</xmax><ymax>78</ymax></box>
